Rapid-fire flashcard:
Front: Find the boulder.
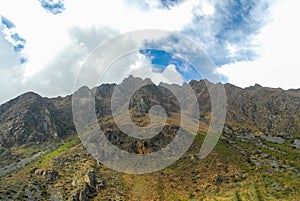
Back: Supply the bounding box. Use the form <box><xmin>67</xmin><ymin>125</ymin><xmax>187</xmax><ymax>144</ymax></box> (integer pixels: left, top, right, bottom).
<box><xmin>261</xmin><ymin>135</ymin><xmax>285</xmax><ymax>144</ymax></box>
<box><xmin>292</xmin><ymin>139</ymin><xmax>300</xmax><ymax>149</ymax></box>
<box><xmin>34</xmin><ymin>169</ymin><xmax>59</xmax><ymax>181</ymax></box>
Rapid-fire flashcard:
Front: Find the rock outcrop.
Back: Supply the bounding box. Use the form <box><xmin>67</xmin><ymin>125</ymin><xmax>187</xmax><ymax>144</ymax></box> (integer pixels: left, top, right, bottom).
<box><xmin>0</xmin><ymin>76</ymin><xmax>299</xmax><ymax>149</ymax></box>
<box><xmin>69</xmin><ymin>171</ymin><xmax>105</xmax><ymax>201</ymax></box>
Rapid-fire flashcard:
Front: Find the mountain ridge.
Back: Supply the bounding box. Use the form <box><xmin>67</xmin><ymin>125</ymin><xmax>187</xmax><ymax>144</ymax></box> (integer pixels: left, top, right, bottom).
<box><xmin>0</xmin><ymin>76</ymin><xmax>299</xmax><ymax>148</ymax></box>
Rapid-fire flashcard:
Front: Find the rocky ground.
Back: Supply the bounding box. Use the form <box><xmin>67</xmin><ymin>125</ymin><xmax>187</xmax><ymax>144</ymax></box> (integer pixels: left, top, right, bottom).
<box><xmin>0</xmin><ymin>128</ymin><xmax>299</xmax><ymax>200</ymax></box>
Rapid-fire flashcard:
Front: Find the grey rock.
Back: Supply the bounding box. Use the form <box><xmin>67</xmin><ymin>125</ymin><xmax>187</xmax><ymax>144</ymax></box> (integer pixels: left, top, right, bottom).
<box><xmin>96</xmin><ymin>181</ymin><xmax>105</xmax><ymax>192</ymax></box>
<box><xmin>30</xmin><ymin>167</ymin><xmax>38</xmax><ymax>174</ymax></box>
<box><xmin>261</xmin><ymin>135</ymin><xmax>285</xmax><ymax>144</ymax></box>
<box><xmin>292</xmin><ymin>139</ymin><xmax>300</xmax><ymax>149</ymax></box>
<box><xmin>79</xmin><ymin>182</ymin><xmax>92</xmax><ymax>201</ymax></box>
<box><xmin>85</xmin><ymin>171</ymin><xmax>96</xmax><ymax>188</ymax></box>
<box><xmin>69</xmin><ymin>190</ymin><xmax>80</xmax><ymax>201</ymax></box>
<box><xmin>35</xmin><ymin>169</ymin><xmax>59</xmax><ymax>181</ymax></box>
<box><xmin>0</xmin><ymin>92</ymin><xmax>75</xmax><ymax>147</ymax></box>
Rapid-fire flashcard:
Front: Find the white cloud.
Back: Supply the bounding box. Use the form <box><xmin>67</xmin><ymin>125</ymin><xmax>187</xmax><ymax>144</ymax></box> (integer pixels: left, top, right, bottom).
<box><xmin>192</xmin><ymin>0</ymin><xmax>215</xmax><ymax>16</ymax></box>
<box><xmin>23</xmin><ymin>26</ymin><xmax>120</xmax><ymax>97</ymax></box>
<box><xmin>0</xmin><ymin>24</ymin><xmax>120</xmax><ymax>103</ymax></box>
<box><xmin>0</xmin><ymin>0</ymin><xmax>299</xmax><ymax>104</ymax></box>
<box><xmin>0</xmin><ymin>0</ymin><xmax>197</xmax><ymax>104</ymax></box>
<box><xmin>0</xmin><ymin>22</ymin><xmax>27</xmax><ymax>103</ymax></box>
<box><xmin>182</xmin><ymin>0</ymin><xmax>275</xmax><ymax>66</ymax></box>
<box><xmin>130</xmin><ymin>64</ymin><xmax>185</xmax><ymax>85</ymax></box>
<box><xmin>0</xmin><ymin>24</ymin><xmax>20</xmax><ymax>68</ymax></box>
<box><xmin>0</xmin><ymin>64</ymin><xmax>25</xmax><ymax>103</ymax></box>
<box><xmin>218</xmin><ymin>0</ymin><xmax>300</xmax><ymax>89</ymax></box>
<box><xmin>129</xmin><ymin>52</ymin><xmax>184</xmax><ymax>85</ymax></box>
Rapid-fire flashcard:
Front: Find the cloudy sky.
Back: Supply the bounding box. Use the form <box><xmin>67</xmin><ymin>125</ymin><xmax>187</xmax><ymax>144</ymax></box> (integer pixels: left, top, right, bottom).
<box><xmin>0</xmin><ymin>0</ymin><xmax>299</xmax><ymax>104</ymax></box>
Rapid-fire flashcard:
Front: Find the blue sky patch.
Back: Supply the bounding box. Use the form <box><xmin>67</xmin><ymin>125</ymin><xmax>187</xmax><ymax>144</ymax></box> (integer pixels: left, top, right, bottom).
<box><xmin>181</xmin><ymin>0</ymin><xmax>271</xmax><ymax>67</ymax></box>
<box><xmin>0</xmin><ymin>16</ymin><xmax>27</xmax><ymax>64</ymax></box>
<box><xmin>38</xmin><ymin>0</ymin><xmax>65</xmax><ymax>15</ymax></box>
<box><xmin>160</xmin><ymin>0</ymin><xmax>186</xmax><ymax>9</ymax></box>
<box><xmin>140</xmin><ymin>49</ymin><xmax>202</xmax><ymax>82</ymax></box>
<box><xmin>1</xmin><ymin>16</ymin><xmax>16</xmax><ymax>29</ymax></box>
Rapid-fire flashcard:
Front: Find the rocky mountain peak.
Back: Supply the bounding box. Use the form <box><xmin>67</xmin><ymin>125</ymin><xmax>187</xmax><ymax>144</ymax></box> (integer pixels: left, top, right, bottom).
<box><xmin>0</xmin><ymin>76</ymin><xmax>299</xmax><ymax>148</ymax></box>
<box><xmin>245</xmin><ymin>83</ymin><xmax>262</xmax><ymax>91</ymax></box>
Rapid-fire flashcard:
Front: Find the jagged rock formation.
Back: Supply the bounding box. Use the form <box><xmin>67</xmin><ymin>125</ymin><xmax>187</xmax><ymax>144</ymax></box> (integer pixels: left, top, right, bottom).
<box><xmin>224</xmin><ymin>83</ymin><xmax>300</xmax><ymax>137</ymax></box>
<box><xmin>0</xmin><ymin>76</ymin><xmax>299</xmax><ymax>149</ymax></box>
<box><xmin>0</xmin><ymin>92</ymin><xmax>74</xmax><ymax>147</ymax></box>
<box><xmin>69</xmin><ymin>171</ymin><xmax>105</xmax><ymax>201</ymax></box>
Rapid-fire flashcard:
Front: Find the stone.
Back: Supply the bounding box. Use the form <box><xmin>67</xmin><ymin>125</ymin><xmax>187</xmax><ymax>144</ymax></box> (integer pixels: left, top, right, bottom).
<box><xmin>29</xmin><ymin>167</ymin><xmax>38</xmax><ymax>174</ymax></box>
<box><xmin>96</xmin><ymin>181</ymin><xmax>105</xmax><ymax>192</ymax></box>
<box><xmin>261</xmin><ymin>135</ymin><xmax>285</xmax><ymax>144</ymax></box>
<box><xmin>85</xmin><ymin>171</ymin><xmax>96</xmax><ymax>188</ymax></box>
<box><xmin>45</xmin><ymin>169</ymin><xmax>59</xmax><ymax>181</ymax></box>
<box><xmin>71</xmin><ymin>180</ymin><xmax>77</xmax><ymax>187</ymax></box>
<box><xmin>79</xmin><ymin>182</ymin><xmax>92</xmax><ymax>201</ymax></box>
<box><xmin>35</xmin><ymin>169</ymin><xmax>59</xmax><ymax>181</ymax></box>
<box><xmin>292</xmin><ymin>139</ymin><xmax>300</xmax><ymax>149</ymax></box>
<box><xmin>69</xmin><ymin>190</ymin><xmax>80</xmax><ymax>201</ymax></box>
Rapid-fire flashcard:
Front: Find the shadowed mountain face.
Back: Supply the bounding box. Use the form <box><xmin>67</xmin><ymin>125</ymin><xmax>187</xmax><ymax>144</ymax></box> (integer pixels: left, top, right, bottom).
<box><xmin>0</xmin><ymin>76</ymin><xmax>300</xmax><ymax>200</ymax></box>
<box><xmin>0</xmin><ymin>76</ymin><xmax>299</xmax><ymax>148</ymax></box>
<box><xmin>0</xmin><ymin>92</ymin><xmax>74</xmax><ymax>147</ymax></box>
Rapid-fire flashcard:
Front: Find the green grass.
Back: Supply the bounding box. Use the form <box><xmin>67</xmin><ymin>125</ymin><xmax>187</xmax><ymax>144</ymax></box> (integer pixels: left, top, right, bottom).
<box><xmin>261</xmin><ymin>140</ymin><xmax>300</xmax><ymax>169</ymax></box>
<box><xmin>234</xmin><ymin>191</ymin><xmax>242</xmax><ymax>201</ymax></box>
<box><xmin>36</xmin><ymin>138</ymin><xmax>80</xmax><ymax>168</ymax></box>
<box><xmin>253</xmin><ymin>184</ymin><xmax>264</xmax><ymax>201</ymax></box>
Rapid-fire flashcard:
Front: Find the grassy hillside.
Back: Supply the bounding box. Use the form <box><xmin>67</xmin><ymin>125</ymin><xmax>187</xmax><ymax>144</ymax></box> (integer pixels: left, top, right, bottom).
<box><xmin>0</xmin><ymin>128</ymin><xmax>299</xmax><ymax>200</ymax></box>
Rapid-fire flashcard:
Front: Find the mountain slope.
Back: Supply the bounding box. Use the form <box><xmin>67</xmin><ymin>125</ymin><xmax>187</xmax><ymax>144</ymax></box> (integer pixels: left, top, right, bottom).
<box><xmin>0</xmin><ymin>76</ymin><xmax>299</xmax><ymax>200</ymax></box>
<box><xmin>0</xmin><ymin>92</ymin><xmax>74</xmax><ymax>147</ymax></box>
<box><xmin>1</xmin><ymin>77</ymin><xmax>299</xmax><ymax>148</ymax></box>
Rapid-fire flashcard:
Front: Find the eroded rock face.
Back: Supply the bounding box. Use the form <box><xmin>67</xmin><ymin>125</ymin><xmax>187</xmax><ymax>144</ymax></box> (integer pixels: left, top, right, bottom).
<box><xmin>101</xmin><ymin>123</ymin><xmax>180</xmax><ymax>154</ymax></box>
<box><xmin>69</xmin><ymin>171</ymin><xmax>105</xmax><ymax>201</ymax></box>
<box><xmin>0</xmin><ymin>76</ymin><xmax>299</xmax><ymax>149</ymax></box>
<box><xmin>223</xmin><ymin>83</ymin><xmax>300</xmax><ymax>137</ymax></box>
<box><xmin>0</xmin><ymin>92</ymin><xmax>75</xmax><ymax>147</ymax></box>
<box><xmin>69</xmin><ymin>190</ymin><xmax>80</xmax><ymax>201</ymax></box>
<box><xmin>32</xmin><ymin>168</ymin><xmax>60</xmax><ymax>182</ymax></box>
<box><xmin>80</xmin><ymin>182</ymin><xmax>92</xmax><ymax>200</ymax></box>
<box><xmin>85</xmin><ymin>171</ymin><xmax>96</xmax><ymax>188</ymax></box>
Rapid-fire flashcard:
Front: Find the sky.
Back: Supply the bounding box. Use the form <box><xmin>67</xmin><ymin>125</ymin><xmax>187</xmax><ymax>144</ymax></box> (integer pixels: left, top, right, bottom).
<box><xmin>0</xmin><ymin>0</ymin><xmax>299</xmax><ymax>104</ymax></box>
